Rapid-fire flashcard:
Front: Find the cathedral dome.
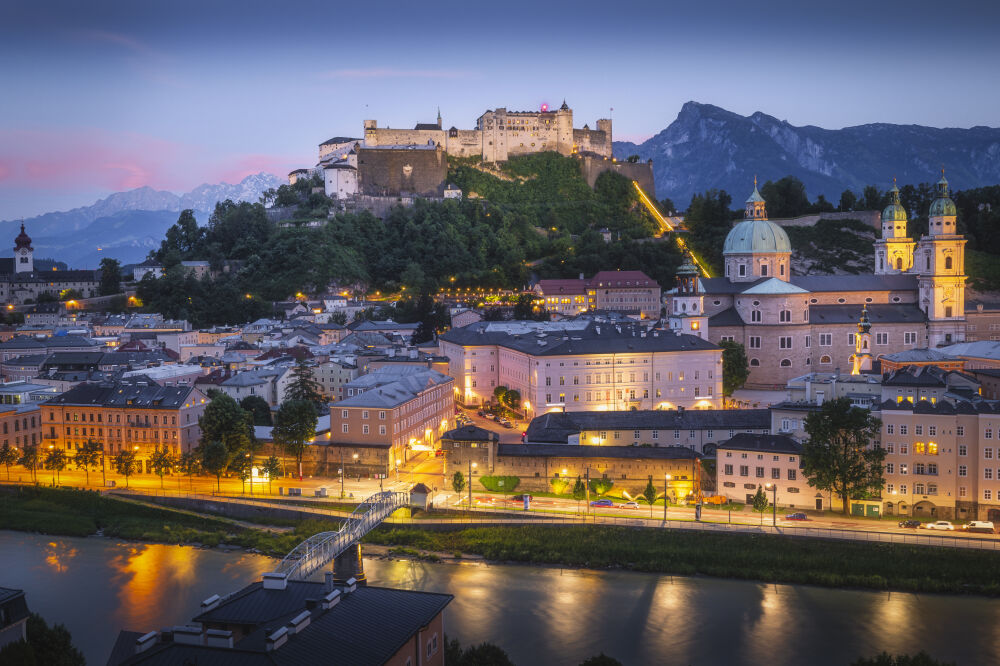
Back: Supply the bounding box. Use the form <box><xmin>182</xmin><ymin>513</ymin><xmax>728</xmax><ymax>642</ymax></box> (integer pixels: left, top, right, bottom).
<box><xmin>929</xmin><ymin>174</ymin><xmax>957</xmax><ymax>217</ymax></box>
<box><xmin>882</xmin><ymin>184</ymin><xmax>907</xmax><ymax>223</ymax></box>
<box><xmin>723</xmin><ymin>218</ymin><xmax>791</xmax><ymax>255</ymax></box>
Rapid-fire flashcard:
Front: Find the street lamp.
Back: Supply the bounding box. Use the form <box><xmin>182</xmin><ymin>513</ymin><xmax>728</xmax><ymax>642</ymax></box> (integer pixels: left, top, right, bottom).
<box><xmin>664</xmin><ymin>474</ymin><xmax>671</xmax><ymax>522</ymax></box>
<box><xmin>339</xmin><ymin>448</ymin><xmax>345</xmax><ymax>498</ymax></box>
<box><xmin>468</xmin><ymin>460</ymin><xmax>477</xmax><ymax>510</ymax></box>
<box><xmin>765</xmin><ymin>483</ymin><xmax>777</xmax><ymax>526</ymax></box>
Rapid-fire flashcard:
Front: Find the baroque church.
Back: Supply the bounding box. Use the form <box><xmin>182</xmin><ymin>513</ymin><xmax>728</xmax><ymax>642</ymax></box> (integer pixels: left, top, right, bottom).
<box><xmin>667</xmin><ymin>174</ymin><xmax>966</xmax><ymax>389</ymax></box>
<box><xmin>0</xmin><ymin>225</ymin><xmax>101</xmax><ymax>305</ymax></box>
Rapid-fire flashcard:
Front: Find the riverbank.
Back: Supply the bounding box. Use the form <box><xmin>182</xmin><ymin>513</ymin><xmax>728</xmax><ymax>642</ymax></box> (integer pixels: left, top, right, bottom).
<box><xmin>6</xmin><ymin>486</ymin><xmax>1000</xmax><ymax>597</ymax></box>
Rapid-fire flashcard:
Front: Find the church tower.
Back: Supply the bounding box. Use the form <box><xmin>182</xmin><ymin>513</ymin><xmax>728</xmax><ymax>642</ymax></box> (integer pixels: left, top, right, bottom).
<box><xmin>851</xmin><ymin>306</ymin><xmax>873</xmax><ymax>375</ymax></box>
<box><xmin>916</xmin><ymin>172</ymin><xmax>966</xmax><ymax>346</ymax></box>
<box><xmin>874</xmin><ymin>180</ymin><xmax>915</xmax><ymax>275</ymax></box>
<box><xmin>668</xmin><ymin>261</ymin><xmax>708</xmax><ymax>339</ymax></box>
<box><xmin>14</xmin><ymin>224</ymin><xmax>33</xmax><ymax>274</ymax></box>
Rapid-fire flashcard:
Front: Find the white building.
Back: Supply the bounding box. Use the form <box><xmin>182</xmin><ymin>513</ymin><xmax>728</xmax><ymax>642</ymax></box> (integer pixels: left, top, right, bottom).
<box><xmin>716</xmin><ymin>433</ymin><xmax>824</xmax><ymax>510</ymax></box>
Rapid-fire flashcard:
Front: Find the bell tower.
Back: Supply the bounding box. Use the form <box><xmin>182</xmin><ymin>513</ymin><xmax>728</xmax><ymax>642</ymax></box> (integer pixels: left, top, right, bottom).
<box><xmin>916</xmin><ymin>171</ymin><xmax>966</xmax><ymax>346</ymax></box>
<box><xmin>874</xmin><ymin>179</ymin><xmax>915</xmax><ymax>275</ymax></box>
<box><xmin>13</xmin><ymin>223</ymin><xmax>33</xmax><ymax>274</ymax></box>
<box><xmin>668</xmin><ymin>261</ymin><xmax>707</xmax><ymax>339</ymax></box>
<box><xmin>851</xmin><ymin>306</ymin><xmax>873</xmax><ymax>375</ymax></box>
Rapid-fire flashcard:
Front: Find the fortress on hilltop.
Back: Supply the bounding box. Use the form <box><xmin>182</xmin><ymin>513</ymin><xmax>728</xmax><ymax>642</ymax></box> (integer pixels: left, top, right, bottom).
<box><xmin>360</xmin><ymin>101</ymin><xmax>612</xmax><ymax>162</ymax></box>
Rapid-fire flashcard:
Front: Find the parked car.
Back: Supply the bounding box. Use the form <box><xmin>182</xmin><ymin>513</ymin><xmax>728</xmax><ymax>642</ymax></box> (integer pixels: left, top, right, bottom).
<box><xmin>922</xmin><ymin>520</ymin><xmax>955</xmax><ymax>531</ymax></box>
<box><xmin>483</xmin><ymin>413</ymin><xmax>496</xmax><ymax>420</ymax></box>
<box><xmin>963</xmin><ymin>521</ymin><xmax>996</xmax><ymax>534</ymax></box>
<box><xmin>620</xmin><ymin>501</ymin><xmax>640</xmax><ymax>509</ymax></box>
<box><xmin>784</xmin><ymin>512</ymin><xmax>808</xmax><ymax>521</ymax></box>
<box><xmin>477</xmin><ymin>410</ymin><xmax>485</xmax><ymax>417</ymax></box>
<box><xmin>590</xmin><ymin>498</ymin><xmax>614</xmax><ymax>507</ymax></box>
<box><xmin>498</xmin><ymin>419</ymin><xmax>513</xmax><ymax>428</ymax></box>
<box><xmin>898</xmin><ymin>520</ymin><xmax>921</xmax><ymax>529</ymax></box>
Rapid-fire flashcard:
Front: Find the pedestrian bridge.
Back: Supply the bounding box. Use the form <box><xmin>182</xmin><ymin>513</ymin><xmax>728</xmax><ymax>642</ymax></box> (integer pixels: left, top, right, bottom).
<box><xmin>271</xmin><ymin>490</ymin><xmax>409</xmax><ymax>581</ymax></box>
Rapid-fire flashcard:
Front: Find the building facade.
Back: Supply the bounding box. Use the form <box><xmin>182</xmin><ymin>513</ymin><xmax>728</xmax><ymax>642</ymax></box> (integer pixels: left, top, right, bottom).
<box><xmin>716</xmin><ymin>434</ymin><xmax>817</xmax><ymax>509</ymax></box>
<box><xmin>534</xmin><ymin>270</ymin><xmax>662</xmax><ymax>320</ymax></box>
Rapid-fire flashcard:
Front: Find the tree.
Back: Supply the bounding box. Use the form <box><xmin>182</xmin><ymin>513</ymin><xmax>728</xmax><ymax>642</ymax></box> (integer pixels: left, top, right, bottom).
<box><xmin>272</xmin><ymin>400</ymin><xmax>317</xmax><ymax>479</ymax></box>
<box><xmin>760</xmin><ymin>176</ymin><xmax>811</xmax><ymax>219</ymax></box>
<box><xmin>149</xmin><ymin>445</ymin><xmax>176</xmax><ymax>489</ymax></box>
<box><xmin>850</xmin><ymin>652</ymin><xmax>954</xmax><ymax>666</ymax></box>
<box><xmin>200</xmin><ymin>441</ymin><xmax>232</xmax><ymax>492</ymax></box>
<box><xmin>98</xmin><ymin>257</ymin><xmax>122</xmax><ymax>295</ymax></box>
<box><xmin>752</xmin><ymin>485</ymin><xmax>769</xmax><ymax>525</ymax></box>
<box><xmin>572</xmin><ymin>476</ymin><xmax>586</xmax><ymax>501</ymax></box>
<box><xmin>19</xmin><ymin>444</ymin><xmax>39</xmax><ymax>483</ymax></box>
<box><xmin>801</xmin><ymin>398</ymin><xmax>884</xmax><ymax>514</ymax></box>
<box><xmin>589</xmin><ymin>478</ymin><xmax>614</xmax><ymax>496</ymax></box>
<box><xmin>0</xmin><ymin>612</ymin><xmax>85</xmax><ymax>666</ymax></box>
<box><xmin>684</xmin><ymin>189</ymin><xmax>735</xmax><ymax>274</ymax></box>
<box><xmin>73</xmin><ymin>439</ymin><xmax>103</xmax><ymax>486</ymax></box>
<box><xmin>452</xmin><ymin>470</ymin><xmax>466</xmax><ymax>494</ymax></box>
<box><xmin>199</xmin><ymin>392</ymin><xmax>254</xmax><ymax>455</ymax></box>
<box><xmin>492</xmin><ymin>385</ymin><xmax>508</xmax><ymax>405</ymax></box>
<box><xmin>504</xmin><ymin>389</ymin><xmax>521</xmax><ymax>412</ymax></box>
<box><xmin>454</xmin><ymin>643</ymin><xmax>515</xmax><ymax>666</ymax></box>
<box><xmin>59</xmin><ymin>288</ymin><xmax>82</xmax><ymax>302</ymax></box>
<box><xmin>178</xmin><ymin>450</ymin><xmax>201</xmax><ymax>490</ymax></box>
<box><xmin>43</xmin><ymin>448</ymin><xmax>68</xmax><ymax>485</ymax></box>
<box><xmin>285</xmin><ymin>357</ymin><xmax>323</xmax><ymax>411</ymax></box>
<box><xmin>328</xmin><ymin>311</ymin><xmax>348</xmax><ymax>326</ymax></box>
<box><xmin>0</xmin><ymin>442</ymin><xmax>18</xmax><ymax>480</ymax></box>
<box><xmin>230</xmin><ymin>453</ymin><xmax>252</xmax><ymax>495</ymax></box>
<box><xmin>240</xmin><ymin>395</ymin><xmax>273</xmax><ymax>426</ymax></box>
<box><xmin>643</xmin><ymin>476</ymin><xmax>658</xmax><ymax>517</ymax></box>
<box><xmin>112</xmin><ymin>450</ymin><xmax>139</xmax><ymax>488</ymax></box>
<box><xmin>719</xmin><ymin>340</ymin><xmax>750</xmax><ymax>397</ymax></box>
<box><xmin>839</xmin><ymin>190</ymin><xmax>857</xmax><ymax>212</ymax></box>
<box><xmin>261</xmin><ymin>455</ymin><xmax>282</xmax><ymax>494</ymax></box>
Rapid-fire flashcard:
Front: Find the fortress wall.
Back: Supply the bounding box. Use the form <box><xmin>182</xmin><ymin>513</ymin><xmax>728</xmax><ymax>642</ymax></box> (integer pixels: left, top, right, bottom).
<box><xmin>579</xmin><ymin>156</ymin><xmax>656</xmax><ymax>198</ymax></box>
<box><xmin>357</xmin><ymin>147</ymin><xmax>447</xmax><ymax>197</ymax></box>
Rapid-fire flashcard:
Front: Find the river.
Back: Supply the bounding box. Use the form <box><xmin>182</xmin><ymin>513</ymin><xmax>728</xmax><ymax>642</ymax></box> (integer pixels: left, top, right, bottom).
<box><xmin>2</xmin><ymin>531</ymin><xmax>996</xmax><ymax>665</ymax></box>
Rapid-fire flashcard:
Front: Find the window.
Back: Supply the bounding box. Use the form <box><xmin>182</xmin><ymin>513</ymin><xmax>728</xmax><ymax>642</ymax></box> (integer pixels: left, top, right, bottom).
<box><xmin>928</xmin><ymin>442</ymin><xmax>938</xmax><ymax>455</ymax></box>
<box><xmin>362</xmin><ymin>410</ymin><xmax>369</xmax><ymax>419</ymax></box>
<box><xmin>986</xmin><ymin>447</ymin><xmax>995</xmax><ymax>459</ymax></box>
<box><xmin>379</xmin><ymin>425</ymin><xmax>386</xmax><ymax>435</ymax></box>
<box><xmin>959</xmin><ymin>486</ymin><xmax>967</xmax><ymax>498</ymax></box>
<box><xmin>886</xmin><ymin>463</ymin><xmax>894</xmax><ymax>474</ymax></box>
<box><xmin>876</xmin><ymin>332</ymin><xmax>888</xmax><ymax>345</ymax></box>
<box><xmin>886</xmin><ymin>443</ymin><xmax>895</xmax><ymax>453</ymax></box>
<box><xmin>899</xmin><ymin>484</ymin><xmax>907</xmax><ymax>494</ymax></box>
<box><xmin>986</xmin><ymin>429</ymin><xmax>994</xmax><ymax>440</ymax></box>
<box><xmin>342</xmin><ymin>410</ymin><xmax>348</xmax><ymax>418</ymax></box>
<box><xmin>779</xmin><ymin>310</ymin><xmax>791</xmax><ymax>323</ymax></box>
<box><xmin>751</xmin><ymin>310</ymin><xmax>761</xmax><ymax>323</ymax></box>
<box><xmin>915</xmin><ymin>425</ymin><xmax>923</xmax><ymax>436</ymax></box>
<box><xmin>787</xmin><ymin>469</ymin><xmax>796</xmax><ymax>481</ymax></box>
<box><xmin>739</xmin><ymin>264</ymin><xmax>747</xmax><ymax>277</ymax></box>
<box><xmin>362</xmin><ymin>425</ymin><xmax>369</xmax><ymax>435</ymax></box>
<box><xmin>779</xmin><ymin>336</ymin><xmax>792</xmax><ymax>349</ymax></box>
<box><xmin>886</xmin><ymin>424</ymin><xmax>894</xmax><ymax>435</ymax></box>
<box><xmin>342</xmin><ymin>424</ymin><xmax>349</xmax><ymax>433</ymax></box>
<box><xmin>985</xmin><ymin>468</ymin><xmax>994</xmax><ymax>481</ymax></box>
<box><xmin>959</xmin><ymin>444</ymin><xmax>967</xmax><ymax>456</ymax></box>
<box><xmin>819</xmin><ymin>334</ymin><xmax>832</xmax><ymax>346</ymax></box>
<box><xmin>957</xmin><ymin>426</ymin><xmax>965</xmax><ymax>437</ymax></box>
<box><xmin>749</xmin><ymin>336</ymin><xmax>761</xmax><ymax>349</ymax></box>
<box><xmin>928</xmin><ymin>426</ymin><xmax>937</xmax><ymax>436</ymax></box>
<box><xmin>900</xmin><ymin>464</ymin><xmax>908</xmax><ymax>475</ymax></box>
<box><xmin>914</xmin><ymin>483</ymin><xmax>925</xmax><ymax>495</ymax></box>
<box><xmin>914</xmin><ymin>463</ymin><xmax>925</xmax><ymax>474</ymax></box>
<box><xmin>724</xmin><ymin>464</ymin><xmax>733</xmax><ymax>475</ymax></box>
<box><xmin>904</xmin><ymin>332</ymin><xmax>917</xmax><ymax>344</ymax></box>
<box><xmin>899</xmin><ymin>425</ymin><xmax>908</xmax><ymax>435</ymax></box>
<box><xmin>739</xmin><ymin>465</ymin><xmax>748</xmax><ymax>477</ymax></box>
<box><xmin>959</xmin><ymin>465</ymin><xmax>967</xmax><ymax>477</ymax></box>
<box><xmin>986</xmin><ymin>489</ymin><xmax>993</xmax><ymax>501</ymax></box>
<box><xmin>779</xmin><ymin>359</ymin><xmax>792</xmax><ymax>367</ymax></box>
<box><xmin>886</xmin><ymin>483</ymin><xmax>894</xmax><ymax>494</ymax></box>
<box><xmin>771</xmin><ymin>468</ymin><xmax>780</xmax><ymax>479</ymax></box>
<box><xmin>755</xmin><ymin>466</ymin><xmax>764</xmax><ymax>478</ymax></box>
<box><xmin>379</xmin><ymin>411</ymin><xmax>386</xmax><ymax>420</ymax></box>
<box><xmin>750</xmin><ymin>358</ymin><xmax>760</xmax><ymax>367</ymax></box>
<box><xmin>913</xmin><ymin>441</ymin><xmax>925</xmax><ymax>454</ymax></box>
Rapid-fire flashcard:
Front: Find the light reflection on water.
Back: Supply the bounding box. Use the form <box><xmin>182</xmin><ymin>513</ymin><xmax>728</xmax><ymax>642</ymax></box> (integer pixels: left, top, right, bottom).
<box><xmin>5</xmin><ymin>531</ymin><xmax>1000</xmax><ymax>666</ymax></box>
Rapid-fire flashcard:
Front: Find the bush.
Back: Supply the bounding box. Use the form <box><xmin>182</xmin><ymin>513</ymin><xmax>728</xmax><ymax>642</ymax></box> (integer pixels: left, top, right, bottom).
<box><xmin>550</xmin><ymin>477</ymin><xmax>570</xmax><ymax>495</ymax></box>
<box><xmin>479</xmin><ymin>475</ymin><xmax>520</xmax><ymax>493</ymax></box>
<box><xmin>589</xmin><ymin>478</ymin><xmax>614</xmax><ymax>496</ymax></box>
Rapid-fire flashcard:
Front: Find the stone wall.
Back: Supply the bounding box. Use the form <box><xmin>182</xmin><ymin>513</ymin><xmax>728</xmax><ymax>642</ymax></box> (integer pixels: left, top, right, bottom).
<box><xmin>357</xmin><ymin>147</ymin><xmax>447</xmax><ymax>197</ymax></box>
<box><xmin>578</xmin><ymin>156</ymin><xmax>655</xmax><ymax>198</ymax></box>
<box><xmin>770</xmin><ymin>210</ymin><xmax>881</xmax><ymax>229</ymax></box>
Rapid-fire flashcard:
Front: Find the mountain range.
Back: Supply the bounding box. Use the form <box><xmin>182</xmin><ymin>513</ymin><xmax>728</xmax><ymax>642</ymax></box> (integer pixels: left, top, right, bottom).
<box><xmin>613</xmin><ymin>102</ymin><xmax>1000</xmax><ymax>209</ymax></box>
<box><xmin>0</xmin><ymin>173</ymin><xmax>282</xmax><ymax>268</ymax></box>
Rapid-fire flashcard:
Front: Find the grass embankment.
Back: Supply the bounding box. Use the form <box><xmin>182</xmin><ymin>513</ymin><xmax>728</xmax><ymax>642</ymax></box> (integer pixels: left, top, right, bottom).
<box><xmin>0</xmin><ymin>486</ymin><xmax>336</xmax><ymax>557</ymax></box>
<box><xmin>365</xmin><ymin>525</ymin><xmax>1000</xmax><ymax>596</ymax></box>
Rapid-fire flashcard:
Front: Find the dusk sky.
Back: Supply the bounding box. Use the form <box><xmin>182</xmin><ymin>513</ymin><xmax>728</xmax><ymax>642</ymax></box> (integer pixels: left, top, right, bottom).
<box><xmin>2</xmin><ymin>0</ymin><xmax>998</xmax><ymax>219</ymax></box>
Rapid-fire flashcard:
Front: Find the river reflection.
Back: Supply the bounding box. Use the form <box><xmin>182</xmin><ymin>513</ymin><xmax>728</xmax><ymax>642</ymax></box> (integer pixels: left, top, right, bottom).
<box><xmin>4</xmin><ymin>531</ymin><xmax>1000</xmax><ymax>666</ymax></box>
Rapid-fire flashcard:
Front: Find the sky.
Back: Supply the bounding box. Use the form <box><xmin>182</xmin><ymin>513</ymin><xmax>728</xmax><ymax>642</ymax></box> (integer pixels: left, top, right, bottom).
<box><xmin>1</xmin><ymin>0</ymin><xmax>998</xmax><ymax>219</ymax></box>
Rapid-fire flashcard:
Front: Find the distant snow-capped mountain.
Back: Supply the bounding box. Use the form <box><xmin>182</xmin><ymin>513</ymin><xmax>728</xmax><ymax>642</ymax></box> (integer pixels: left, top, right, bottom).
<box><xmin>0</xmin><ymin>173</ymin><xmax>282</xmax><ymax>268</ymax></box>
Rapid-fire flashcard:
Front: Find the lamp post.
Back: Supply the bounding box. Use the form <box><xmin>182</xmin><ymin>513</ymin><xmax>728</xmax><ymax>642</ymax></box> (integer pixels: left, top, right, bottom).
<box><xmin>352</xmin><ymin>452</ymin><xmax>359</xmax><ymax>487</ymax></box>
<box><xmin>468</xmin><ymin>460</ymin><xmax>477</xmax><ymax>510</ymax></box>
<box><xmin>766</xmin><ymin>482</ymin><xmax>777</xmax><ymax>526</ymax></box>
<box><xmin>339</xmin><ymin>447</ymin><xmax>345</xmax><ymax>498</ymax></box>
<box><xmin>664</xmin><ymin>474</ymin><xmax>671</xmax><ymax>523</ymax></box>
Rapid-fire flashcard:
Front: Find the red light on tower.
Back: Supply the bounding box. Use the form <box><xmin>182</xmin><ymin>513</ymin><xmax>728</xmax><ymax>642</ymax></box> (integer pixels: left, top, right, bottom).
<box><xmin>540</xmin><ymin>103</ymin><xmax>549</xmax><ymax>112</ymax></box>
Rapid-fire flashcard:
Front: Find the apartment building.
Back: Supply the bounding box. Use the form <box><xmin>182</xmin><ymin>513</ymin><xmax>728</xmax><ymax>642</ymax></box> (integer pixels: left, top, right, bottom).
<box><xmin>316</xmin><ymin>368</ymin><xmax>454</xmax><ymax>476</ymax></box>
<box><xmin>42</xmin><ymin>380</ymin><xmax>208</xmax><ymax>472</ymax></box>
<box><xmin>0</xmin><ymin>404</ymin><xmax>42</xmax><ymax>453</ymax></box>
<box><xmin>440</xmin><ymin>319</ymin><xmax>722</xmax><ymax>418</ymax></box>
<box><xmin>716</xmin><ymin>434</ymin><xmax>817</xmax><ymax>509</ymax></box>
<box><xmin>533</xmin><ymin>270</ymin><xmax>662</xmax><ymax>320</ymax></box>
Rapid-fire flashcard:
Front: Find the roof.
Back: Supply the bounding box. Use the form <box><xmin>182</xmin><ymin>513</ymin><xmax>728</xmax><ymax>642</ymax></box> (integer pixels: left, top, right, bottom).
<box><xmin>723</xmin><ymin>219</ymin><xmax>791</xmax><ymax>255</ymax></box>
<box><xmin>442</xmin><ymin>424</ymin><xmax>499</xmax><ymax>442</ymax></box>
<box><xmin>526</xmin><ymin>409</ymin><xmax>771</xmax><ymax>443</ymax></box>
<box><xmin>320</xmin><ymin>136</ymin><xmax>360</xmax><ymax>145</ymax></box>
<box><xmin>440</xmin><ymin>320</ymin><xmax>719</xmax><ymax>357</ymax></box>
<box><xmin>413</xmin><ymin>122</ymin><xmax>440</xmax><ymax>130</ymax></box>
<box><xmin>881</xmin><ymin>348</ymin><xmax>957</xmax><ymax>364</ymax></box>
<box><xmin>939</xmin><ymin>341</ymin><xmax>1000</xmax><ymax>361</ymax></box>
<box><xmin>498</xmin><ymin>443</ymin><xmax>701</xmax><ymax>460</ymax></box>
<box><xmin>588</xmin><ymin>270</ymin><xmax>658</xmax><ymax>288</ymax></box>
<box><xmin>535</xmin><ymin>278</ymin><xmax>587</xmax><ymax>295</ymax></box>
<box><xmin>808</xmin><ymin>303</ymin><xmax>926</xmax><ymax>325</ymax></box>
<box><xmin>740</xmin><ymin>278</ymin><xmax>809</xmax><ymax>295</ymax></box>
<box><xmin>789</xmin><ymin>274</ymin><xmax>918</xmax><ymax>293</ymax></box>
<box><xmin>337</xmin><ymin>368</ymin><xmax>452</xmax><ymax>409</ymax></box>
<box><xmin>707</xmin><ymin>307</ymin><xmax>745</xmax><ymax>327</ymax></box>
<box><xmin>0</xmin><ymin>587</ymin><xmax>28</xmax><ymax>629</ymax></box>
<box><xmin>718</xmin><ymin>433</ymin><xmax>802</xmax><ymax>455</ymax></box>
<box><xmin>44</xmin><ymin>381</ymin><xmax>202</xmax><ymax>409</ymax></box>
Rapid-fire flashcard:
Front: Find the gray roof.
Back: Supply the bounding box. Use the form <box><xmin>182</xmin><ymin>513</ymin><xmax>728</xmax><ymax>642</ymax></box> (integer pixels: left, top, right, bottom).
<box><xmin>789</xmin><ymin>274</ymin><xmax>918</xmax><ymax>293</ymax></box>
<box><xmin>44</xmin><ymin>381</ymin><xmax>201</xmax><ymax>409</ymax></box>
<box><xmin>939</xmin><ymin>341</ymin><xmax>1000</xmax><ymax>361</ymax></box>
<box><xmin>498</xmin><ymin>443</ymin><xmax>700</xmax><ymax>460</ymax></box>
<box><xmin>337</xmin><ymin>369</ymin><xmax>452</xmax><ymax>409</ymax></box>
<box><xmin>708</xmin><ymin>307</ymin><xmax>745</xmax><ymax>327</ymax></box>
<box><xmin>440</xmin><ymin>320</ymin><xmax>718</xmax><ymax>356</ymax></box>
<box><xmin>808</xmin><ymin>304</ymin><xmax>926</xmax><ymax>325</ymax></box>
<box><xmin>881</xmin><ymin>348</ymin><xmax>956</xmax><ymax>363</ymax></box>
<box><xmin>442</xmin><ymin>424</ymin><xmax>499</xmax><ymax>442</ymax></box>
<box><xmin>718</xmin><ymin>433</ymin><xmax>802</xmax><ymax>455</ymax></box>
<box><xmin>526</xmin><ymin>409</ymin><xmax>770</xmax><ymax>444</ymax></box>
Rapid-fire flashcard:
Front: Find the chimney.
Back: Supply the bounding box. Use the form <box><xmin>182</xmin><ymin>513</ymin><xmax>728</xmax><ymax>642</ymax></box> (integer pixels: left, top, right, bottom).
<box><xmin>200</xmin><ymin>594</ymin><xmax>221</xmax><ymax>612</ymax></box>
<box><xmin>322</xmin><ymin>589</ymin><xmax>342</xmax><ymax>610</ymax></box>
<box><xmin>204</xmin><ymin>629</ymin><xmax>234</xmax><ymax>649</ymax></box>
<box><xmin>135</xmin><ymin>631</ymin><xmax>159</xmax><ymax>654</ymax></box>
<box><xmin>325</xmin><ymin>571</ymin><xmax>335</xmax><ymax>592</ymax></box>
<box><xmin>344</xmin><ymin>577</ymin><xmax>358</xmax><ymax>593</ymax></box>
<box><xmin>172</xmin><ymin>626</ymin><xmax>204</xmax><ymax>646</ymax></box>
<box><xmin>266</xmin><ymin>626</ymin><xmax>289</xmax><ymax>651</ymax></box>
<box><xmin>286</xmin><ymin>610</ymin><xmax>311</xmax><ymax>635</ymax></box>
<box><xmin>262</xmin><ymin>572</ymin><xmax>288</xmax><ymax>590</ymax></box>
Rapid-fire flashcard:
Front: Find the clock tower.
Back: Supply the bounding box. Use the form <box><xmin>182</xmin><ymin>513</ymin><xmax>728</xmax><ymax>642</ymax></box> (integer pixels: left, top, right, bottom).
<box><xmin>14</xmin><ymin>224</ymin><xmax>33</xmax><ymax>274</ymax></box>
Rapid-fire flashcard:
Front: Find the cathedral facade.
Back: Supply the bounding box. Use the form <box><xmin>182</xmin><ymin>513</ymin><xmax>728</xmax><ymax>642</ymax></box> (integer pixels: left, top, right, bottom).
<box><xmin>667</xmin><ymin>175</ymin><xmax>967</xmax><ymax>389</ymax></box>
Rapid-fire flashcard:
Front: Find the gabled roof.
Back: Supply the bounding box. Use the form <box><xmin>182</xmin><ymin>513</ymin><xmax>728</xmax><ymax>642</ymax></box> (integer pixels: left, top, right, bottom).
<box><xmin>707</xmin><ymin>307</ymin><xmax>745</xmax><ymax>327</ymax></box>
<box><xmin>740</xmin><ymin>278</ymin><xmax>809</xmax><ymax>295</ymax></box>
<box><xmin>442</xmin><ymin>424</ymin><xmax>498</xmax><ymax>442</ymax></box>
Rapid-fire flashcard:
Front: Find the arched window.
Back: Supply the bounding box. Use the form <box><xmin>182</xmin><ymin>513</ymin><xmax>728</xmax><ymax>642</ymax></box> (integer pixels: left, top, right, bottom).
<box><xmin>749</xmin><ymin>358</ymin><xmax>760</xmax><ymax>367</ymax></box>
<box><xmin>896</xmin><ymin>257</ymin><xmax>903</xmax><ymax>270</ymax></box>
<box><xmin>945</xmin><ymin>256</ymin><xmax>953</xmax><ymax>270</ymax></box>
<box><xmin>780</xmin><ymin>359</ymin><xmax>791</xmax><ymax>367</ymax></box>
<box><xmin>820</xmin><ymin>355</ymin><xmax>832</xmax><ymax>364</ymax></box>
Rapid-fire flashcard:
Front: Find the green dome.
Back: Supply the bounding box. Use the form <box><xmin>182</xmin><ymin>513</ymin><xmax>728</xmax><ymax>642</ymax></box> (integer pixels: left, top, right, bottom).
<box><xmin>723</xmin><ymin>219</ymin><xmax>791</xmax><ymax>255</ymax></box>
<box><xmin>882</xmin><ymin>185</ymin><xmax>907</xmax><ymax>223</ymax></box>
<box><xmin>930</xmin><ymin>174</ymin><xmax>956</xmax><ymax>217</ymax></box>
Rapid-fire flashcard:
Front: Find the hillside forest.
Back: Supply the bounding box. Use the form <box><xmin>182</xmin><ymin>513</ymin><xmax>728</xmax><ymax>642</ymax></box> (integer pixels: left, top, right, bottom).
<box><xmin>136</xmin><ymin>154</ymin><xmax>1000</xmax><ymax>328</ymax></box>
